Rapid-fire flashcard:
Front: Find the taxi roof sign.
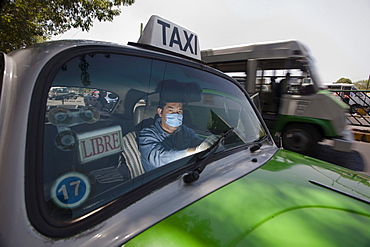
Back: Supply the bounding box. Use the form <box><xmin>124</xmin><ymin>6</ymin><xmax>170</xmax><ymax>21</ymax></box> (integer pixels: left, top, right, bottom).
<box><xmin>137</xmin><ymin>15</ymin><xmax>201</xmax><ymax>60</ymax></box>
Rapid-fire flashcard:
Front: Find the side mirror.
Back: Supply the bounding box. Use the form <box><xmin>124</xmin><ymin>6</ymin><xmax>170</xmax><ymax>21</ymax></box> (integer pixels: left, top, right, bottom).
<box><xmin>274</xmin><ymin>133</ymin><xmax>282</xmax><ymax>148</ymax></box>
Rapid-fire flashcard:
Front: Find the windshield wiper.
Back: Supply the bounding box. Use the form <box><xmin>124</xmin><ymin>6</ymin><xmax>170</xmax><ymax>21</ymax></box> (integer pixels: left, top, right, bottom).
<box><xmin>183</xmin><ymin>127</ymin><xmax>234</xmax><ymax>184</ymax></box>
<box><xmin>250</xmin><ymin>135</ymin><xmax>268</xmax><ymax>153</ymax></box>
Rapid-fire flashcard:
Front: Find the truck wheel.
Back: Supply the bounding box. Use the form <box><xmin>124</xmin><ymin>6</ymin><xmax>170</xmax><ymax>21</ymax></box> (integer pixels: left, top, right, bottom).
<box><xmin>282</xmin><ymin>124</ymin><xmax>319</xmax><ymax>156</ymax></box>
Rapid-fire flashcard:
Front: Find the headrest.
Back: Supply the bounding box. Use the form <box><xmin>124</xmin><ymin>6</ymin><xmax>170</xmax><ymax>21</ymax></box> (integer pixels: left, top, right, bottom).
<box><xmin>133</xmin><ymin>105</ymin><xmax>157</xmax><ymax>127</ymax></box>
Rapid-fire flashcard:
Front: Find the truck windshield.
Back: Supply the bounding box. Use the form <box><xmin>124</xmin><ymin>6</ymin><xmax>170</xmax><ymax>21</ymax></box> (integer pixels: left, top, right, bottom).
<box><xmin>306</xmin><ymin>56</ymin><xmax>324</xmax><ymax>89</ymax></box>
<box><xmin>254</xmin><ymin>57</ymin><xmax>318</xmax><ymax>95</ymax></box>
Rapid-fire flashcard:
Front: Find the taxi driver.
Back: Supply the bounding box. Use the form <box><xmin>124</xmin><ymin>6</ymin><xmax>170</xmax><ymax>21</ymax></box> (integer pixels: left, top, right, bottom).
<box><xmin>138</xmin><ymin>100</ymin><xmax>217</xmax><ymax>172</ymax></box>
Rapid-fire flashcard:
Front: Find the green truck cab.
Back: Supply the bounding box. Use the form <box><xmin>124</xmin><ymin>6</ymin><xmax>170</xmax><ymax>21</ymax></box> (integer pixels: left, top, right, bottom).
<box><xmin>201</xmin><ymin>41</ymin><xmax>353</xmax><ymax>156</ymax></box>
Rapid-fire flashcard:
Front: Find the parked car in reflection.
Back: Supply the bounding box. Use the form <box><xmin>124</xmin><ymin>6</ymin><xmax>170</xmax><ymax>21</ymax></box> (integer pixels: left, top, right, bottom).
<box><xmin>84</xmin><ymin>90</ymin><xmax>118</xmax><ymax>111</ymax></box>
<box><xmin>48</xmin><ymin>87</ymin><xmax>70</xmax><ymax>100</ymax></box>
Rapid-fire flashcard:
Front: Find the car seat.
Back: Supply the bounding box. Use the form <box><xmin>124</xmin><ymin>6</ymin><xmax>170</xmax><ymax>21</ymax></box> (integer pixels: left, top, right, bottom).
<box><xmin>119</xmin><ymin>104</ymin><xmax>158</xmax><ymax>178</ymax></box>
<box><xmin>119</xmin><ymin>131</ymin><xmax>145</xmax><ymax>178</ymax></box>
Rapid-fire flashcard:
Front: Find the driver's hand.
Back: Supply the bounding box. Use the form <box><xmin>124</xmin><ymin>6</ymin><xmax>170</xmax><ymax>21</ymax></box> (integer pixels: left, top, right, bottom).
<box><xmin>195</xmin><ymin>135</ymin><xmax>219</xmax><ymax>153</ymax></box>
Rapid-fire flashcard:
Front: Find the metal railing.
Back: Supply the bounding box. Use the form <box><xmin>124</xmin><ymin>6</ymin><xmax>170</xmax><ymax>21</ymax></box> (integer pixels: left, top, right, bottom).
<box><xmin>328</xmin><ymin>89</ymin><xmax>370</xmax><ymax>127</ymax></box>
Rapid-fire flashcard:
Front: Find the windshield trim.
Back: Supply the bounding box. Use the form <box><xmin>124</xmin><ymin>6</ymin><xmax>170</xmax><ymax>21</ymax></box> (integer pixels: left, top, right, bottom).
<box><xmin>0</xmin><ymin>53</ymin><xmax>4</xmax><ymax>101</ymax></box>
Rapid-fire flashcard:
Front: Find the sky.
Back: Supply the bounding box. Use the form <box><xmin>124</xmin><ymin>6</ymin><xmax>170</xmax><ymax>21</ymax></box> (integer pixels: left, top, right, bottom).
<box><xmin>53</xmin><ymin>0</ymin><xmax>370</xmax><ymax>84</ymax></box>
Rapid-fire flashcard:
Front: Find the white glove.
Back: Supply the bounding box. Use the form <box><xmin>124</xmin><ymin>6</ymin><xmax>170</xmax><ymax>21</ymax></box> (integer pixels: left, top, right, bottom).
<box><xmin>195</xmin><ymin>135</ymin><xmax>219</xmax><ymax>152</ymax></box>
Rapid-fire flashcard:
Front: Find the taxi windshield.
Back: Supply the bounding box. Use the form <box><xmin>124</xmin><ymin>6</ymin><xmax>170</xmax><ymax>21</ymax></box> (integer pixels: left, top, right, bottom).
<box><xmin>42</xmin><ymin>52</ymin><xmax>266</xmax><ymax>223</ymax></box>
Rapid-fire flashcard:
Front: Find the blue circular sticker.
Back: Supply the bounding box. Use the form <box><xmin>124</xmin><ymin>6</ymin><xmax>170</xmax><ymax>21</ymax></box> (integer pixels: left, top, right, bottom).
<box><xmin>51</xmin><ymin>172</ymin><xmax>91</xmax><ymax>209</ymax></box>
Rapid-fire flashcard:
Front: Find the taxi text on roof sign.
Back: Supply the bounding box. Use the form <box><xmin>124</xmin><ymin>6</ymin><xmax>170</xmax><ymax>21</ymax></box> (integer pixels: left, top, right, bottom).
<box><xmin>138</xmin><ymin>15</ymin><xmax>201</xmax><ymax>60</ymax></box>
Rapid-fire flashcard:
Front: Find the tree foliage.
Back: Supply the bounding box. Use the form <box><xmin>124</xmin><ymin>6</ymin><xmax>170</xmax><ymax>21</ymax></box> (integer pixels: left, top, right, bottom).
<box><xmin>354</xmin><ymin>80</ymin><xmax>370</xmax><ymax>90</ymax></box>
<box><xmin>335</xmin><ymin>77</ymin><xmax>352</xmax><ymax>84</ymax></box>
<box><xmin>0</xmin><ymin>0</ymin><xmax>135</xmax><ymax>52</ymax></box>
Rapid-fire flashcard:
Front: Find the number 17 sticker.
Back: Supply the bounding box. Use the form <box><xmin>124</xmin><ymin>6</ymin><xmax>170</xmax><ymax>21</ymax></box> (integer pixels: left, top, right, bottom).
<box><xmin>51</xmin><ymin>172</ymin><xmax>91</xmax><ymax>209</ymax></box>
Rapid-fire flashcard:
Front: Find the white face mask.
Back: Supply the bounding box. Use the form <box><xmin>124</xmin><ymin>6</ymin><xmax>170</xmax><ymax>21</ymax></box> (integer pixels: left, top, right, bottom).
<box><xmin>165</xmin><ymin>113</ymin><xmax>183</xmax><ymax>127</ymax></box>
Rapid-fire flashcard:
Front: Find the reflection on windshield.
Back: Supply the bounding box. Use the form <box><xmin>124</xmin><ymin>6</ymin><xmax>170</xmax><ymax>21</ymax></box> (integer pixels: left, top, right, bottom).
<box><xmin>47</xmin><ymin>87</ymin><xmax>118</xmax><ymax>113</ymax></box>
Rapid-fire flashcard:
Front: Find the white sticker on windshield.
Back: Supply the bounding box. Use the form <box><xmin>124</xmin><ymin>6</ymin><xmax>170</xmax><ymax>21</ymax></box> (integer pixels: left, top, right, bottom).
<box><xmin>77</xmin><ymin>125</ymin><xmax>123</xmax><ymax>164</ymax></box>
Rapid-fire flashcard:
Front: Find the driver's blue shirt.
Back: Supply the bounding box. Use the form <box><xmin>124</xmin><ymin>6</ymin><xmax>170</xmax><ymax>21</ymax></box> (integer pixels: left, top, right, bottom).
<box><xmin>138</xmin><ymin>118</ymin><xmax>203</xmax><ymax>172</ymax></box>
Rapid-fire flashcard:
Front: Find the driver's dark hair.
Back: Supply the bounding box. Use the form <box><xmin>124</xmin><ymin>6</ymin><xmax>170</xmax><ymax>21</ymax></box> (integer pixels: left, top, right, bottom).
<box><xmin>158</xmin><ymin>99</ymin><xmax>183</xmax><ymax>109</ymax></box>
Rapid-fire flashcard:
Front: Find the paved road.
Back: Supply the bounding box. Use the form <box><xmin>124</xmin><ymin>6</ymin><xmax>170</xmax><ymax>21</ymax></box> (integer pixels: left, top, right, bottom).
<box><xmin>347</xmin><ymin>115</ymin><xmax>370</xmax><ymax>127</ymax></box>
<box><xmin>314</xmin><ymin>140</ymin><xmax>370</xmax><ymax>177</ymax></box>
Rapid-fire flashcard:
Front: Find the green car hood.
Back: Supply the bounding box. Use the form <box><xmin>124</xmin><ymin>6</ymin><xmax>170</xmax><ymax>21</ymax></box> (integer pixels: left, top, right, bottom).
<box><xmin>125</xmin><ymin>150</ymin><xmax>370</xmax><ymax>246</ymax></box>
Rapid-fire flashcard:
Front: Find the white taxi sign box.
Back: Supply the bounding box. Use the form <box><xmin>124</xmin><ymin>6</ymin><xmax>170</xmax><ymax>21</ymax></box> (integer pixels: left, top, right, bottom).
<box><xmin>77</xmin><ymin>125</ymin><xmax>123</xmax><ymax>164</ymax></box>
<box><xmin>138</xmin><ymin>15</ymin><xmax>201</xmax><ymax>60</ymax></box>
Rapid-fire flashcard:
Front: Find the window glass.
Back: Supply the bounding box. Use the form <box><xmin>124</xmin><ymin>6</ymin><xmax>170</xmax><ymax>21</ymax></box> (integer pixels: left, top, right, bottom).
<box><xmin>255</xmin><ymin>59</ymin><xmax>313</xmax><ymax>95</ymax></box>
<box><xmin>43</xmin><ymin>52</ymin><xmax>265</xmax><ymax>223</ymax></box>
<box><xmin>44</xmin><ymin>53</ymin><xmax>153</xmax><ymax>221</ymax></box>
<box><xmin>160</xmin><ymin>62</ymin><xmax>264</xmax><ymax>145</ymax></box>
